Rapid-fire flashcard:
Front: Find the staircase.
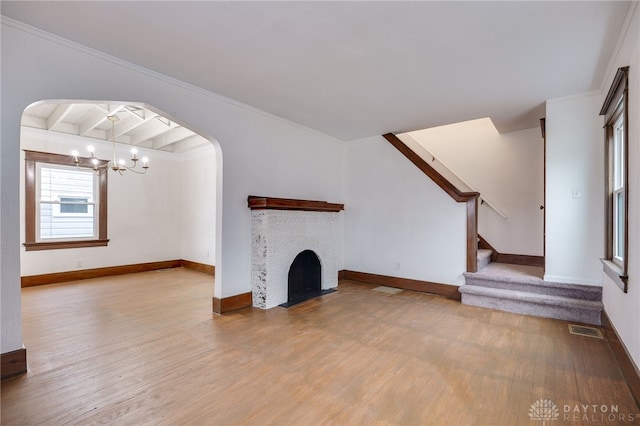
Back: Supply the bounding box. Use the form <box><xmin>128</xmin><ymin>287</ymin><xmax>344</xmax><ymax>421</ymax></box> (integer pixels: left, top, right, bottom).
<box><xmin>383</xmin><ymin>132</ymin><xmax>603</xmax><ymax>325</ymax></box>
<box><xmin>459</xmin><ymin>250</ymin><xmax>603</xmax><ymax>325</ymax></box>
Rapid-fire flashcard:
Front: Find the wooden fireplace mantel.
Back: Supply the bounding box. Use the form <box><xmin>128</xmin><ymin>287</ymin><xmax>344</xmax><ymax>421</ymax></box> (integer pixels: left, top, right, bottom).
<box><xmin>247</xmin><ymin>196</ymin><xmax>344</xmax><ymax>212</ymax></box>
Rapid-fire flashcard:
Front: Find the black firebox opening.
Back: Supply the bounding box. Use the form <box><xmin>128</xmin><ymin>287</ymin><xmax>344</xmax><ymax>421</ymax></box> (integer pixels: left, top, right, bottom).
<box><xmin>280</xmin><ymin>250</ymin><xmax>335</xmax><ymax>308</ymax></box>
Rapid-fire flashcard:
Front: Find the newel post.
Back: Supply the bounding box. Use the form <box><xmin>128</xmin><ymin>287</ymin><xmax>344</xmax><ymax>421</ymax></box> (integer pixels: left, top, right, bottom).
<box><xmin>466</xmin><ymin>196</ymin><xmax>479</xmax><ymax>273</ymax></box>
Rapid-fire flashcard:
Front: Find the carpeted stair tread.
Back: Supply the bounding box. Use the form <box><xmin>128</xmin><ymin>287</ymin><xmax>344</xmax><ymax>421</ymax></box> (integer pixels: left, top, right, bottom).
<box><xmin>467</xmin><ymin>269</ymin><xmax>600</xmax><ymax>291</ymax></box>
<box><xmin>461</xmin><ymin>262</ymin><xmax>603</xmax><ymax>325</ymax></box>
<box><xmin>477</xmin><ymin>249</ymin><xmax>492</xmax><ymax>270</ymax></box>
<box><xmin>459</xmin><ymin>285</ymin><xmax>602</xmax><ymax>309</ymax></box>
<box><xmin>464</xmin><ymin>263</ymin><xmax>602</xmax><ymax>300</ymax></box>
<box><xmin>463</xmin><ymin>270</ymin><xmax>601</xmax><ymax>301</ymax></box>
<box><xmin>459</xmin><ymin>284</ymin><xmax>602</xmax><ymax>325</ymax></box>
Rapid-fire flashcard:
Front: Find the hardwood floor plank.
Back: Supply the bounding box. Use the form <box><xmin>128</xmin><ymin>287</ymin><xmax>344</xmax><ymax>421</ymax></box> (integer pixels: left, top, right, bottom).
<box><xmin>2</xmin><ymin>270</ymin><xmax>638</xmax><ymax>425</ymax></box>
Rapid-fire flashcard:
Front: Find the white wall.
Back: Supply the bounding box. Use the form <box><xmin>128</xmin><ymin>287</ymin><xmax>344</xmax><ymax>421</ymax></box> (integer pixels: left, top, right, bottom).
<box><xmin>344</xmin><ymin>135</ymin><xmax>467</xmax><ymax>286</ymax></box>
<box><xmin>1</xmin><ymin>19</ymin><xmax>346</xmax><ymax>354</ymax></box>
<box><xmin>406</xmin><ymin>119</ymin><xmax>544</xmax><ymax>256</ymax></box>
<box><xmin>19</xmin><ymin>126</ymin><xmax>216</xmax><ymax>276</ymax></box>
<box><xmin>600</xmin><ymin>3</ymin><xmax>640</xmax><ymax>370</ymax></box>
<box><xmin>20</xmin><ymin>128</ymin><xmax>181</xmax><ymax>275</ymax></box>
<box><xmin>181</xmin><ymin>146</ymin><xmax>216</xmax><ymax>265</ymax></box>
<box><xmin>545</xmin><ymin>92</ymin><xmax>604</xmax><ymax>286</ymax></box>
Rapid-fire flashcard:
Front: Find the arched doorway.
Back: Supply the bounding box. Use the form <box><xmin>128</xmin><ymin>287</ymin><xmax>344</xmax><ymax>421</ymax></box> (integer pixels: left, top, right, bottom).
<box><xmin>19</xmin><ymin>100</ymin><xmax>221</xmax><ymax>283</ymax></box>
<box><xmin>18</xmin><ymin>100</ymin><xmax>223</xmax><ymax>358</ymax></box>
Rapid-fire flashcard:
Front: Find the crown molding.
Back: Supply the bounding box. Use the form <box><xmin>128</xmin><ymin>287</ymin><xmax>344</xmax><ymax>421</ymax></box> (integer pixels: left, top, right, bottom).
<box><xmin>0</xmin><ymin>16</ymin><xmax>346</xmax><ymax>145</ymax></box>
<box><xmin>546</xmin><ymin>89</ymin><xmax>602</xmax><ymax>105</ymax></box>
<box><xmin>599</xmin><ymin>1</ymin><xmax>639</xmax><ymax>94</ymax></box>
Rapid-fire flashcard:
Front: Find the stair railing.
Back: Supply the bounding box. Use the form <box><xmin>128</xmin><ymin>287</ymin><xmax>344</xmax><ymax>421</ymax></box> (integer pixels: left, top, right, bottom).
<box><xmin>401</xmin><ymin>133</ymin><xmax>508</xmax><ymax>219</ymax></box>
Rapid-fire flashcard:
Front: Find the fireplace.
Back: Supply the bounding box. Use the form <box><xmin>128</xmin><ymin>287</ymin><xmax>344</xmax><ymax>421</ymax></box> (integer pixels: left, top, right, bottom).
<box><xmin>282</xmin><ymin>249</ymin><xmax>337</xmax><ymax>307</ymax></box>
<box><xmin>248</xmin><ymin>196</ymin><xmax>344</xmax><ymax>309</ymax></box>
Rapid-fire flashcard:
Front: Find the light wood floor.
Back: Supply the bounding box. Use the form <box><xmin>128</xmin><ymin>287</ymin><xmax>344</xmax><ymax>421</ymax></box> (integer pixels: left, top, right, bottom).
<box><xmin>2</xmin><ymin>268</ymin><xmax>638</xmax><ymax>425</ymax></box>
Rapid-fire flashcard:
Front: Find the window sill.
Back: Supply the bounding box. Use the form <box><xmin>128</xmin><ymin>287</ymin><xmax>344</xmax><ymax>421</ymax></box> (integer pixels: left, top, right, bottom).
<box><xmin>24</xmin><ymin>239</ymin><xmax>109</xmax><ymax>251</ymax></box>
<box><xmin>601</xmin><ymin>258</ymin><xmax>628</xmax><ymax>293</ymax></box>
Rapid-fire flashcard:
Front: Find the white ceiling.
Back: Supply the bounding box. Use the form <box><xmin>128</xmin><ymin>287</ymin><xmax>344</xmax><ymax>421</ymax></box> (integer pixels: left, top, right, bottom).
<box><xmin>1</xmin><ymin>1</ymin><xmax>633</xmax><ymax>141</ymax></box>
<box><xmin>21</xmin><ymin>102</ymin><xmax>210</xmax><ymax>153</ymax></box>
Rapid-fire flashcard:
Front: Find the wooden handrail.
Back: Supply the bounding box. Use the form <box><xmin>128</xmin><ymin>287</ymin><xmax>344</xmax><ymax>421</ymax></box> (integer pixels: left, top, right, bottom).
<box><xmin>383</xmin><ymin>133</ymin><xmax>479</xmax><ymax>202</ymax></box>
<box><xmin>401</xmin><ymin>133</ymin><xmax>508</xmax><ymax>219</ymax></box>
<box><xmin>383</xmin><ymin>132</ymin><xmax>478</xmax><ymax>272</ymax></box>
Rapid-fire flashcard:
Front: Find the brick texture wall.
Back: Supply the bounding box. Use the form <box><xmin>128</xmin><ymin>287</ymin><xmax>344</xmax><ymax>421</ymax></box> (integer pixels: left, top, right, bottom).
<box><xmin>251</xmin><ymin>209</ymin><xmax>342</xmax><ymax>309</ymax></box>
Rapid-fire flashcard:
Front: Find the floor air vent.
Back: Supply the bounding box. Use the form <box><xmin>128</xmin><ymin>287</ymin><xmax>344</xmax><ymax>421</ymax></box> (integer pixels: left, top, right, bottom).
<box><xmin>568</xmin><ymin>324</ymin><xmax>605</xmax><ymax>339</ymax></box>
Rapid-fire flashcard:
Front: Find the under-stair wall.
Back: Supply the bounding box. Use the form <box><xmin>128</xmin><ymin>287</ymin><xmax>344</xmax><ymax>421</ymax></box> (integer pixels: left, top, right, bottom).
<box><xmin>344</xmin><ymin>135</ymin><xmax>468</xmax><ymax>286</ymax></box>
<box><xmin>382</xmin><ymin>132</ymin><xmax>479</xmax><ymax>273</ymax></box>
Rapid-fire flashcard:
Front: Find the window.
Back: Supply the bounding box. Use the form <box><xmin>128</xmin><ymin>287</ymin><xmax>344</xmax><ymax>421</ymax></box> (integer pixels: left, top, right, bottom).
<box><xmin>24</xmin><ymin>150</ymin><xmax>109</xmax><ymax>251</ymax></box>
<box><xmin>600</xmin><ymin>66</ymin><xmax>629</xmax><ymax>292</ymax></box>
<box><xmin>59</xmin><ymin>197</ymin><xmax>90</xmax><ymax>214</ymax></box>
<box><xmin>38</xmin><ymin>165</ymin><xmax>96</xmax><ymax>239</ymax></box>
<box><xmin>612</xmin><ymin>113</ymin><xmax>625</xmax><ymax>264</ymax></box>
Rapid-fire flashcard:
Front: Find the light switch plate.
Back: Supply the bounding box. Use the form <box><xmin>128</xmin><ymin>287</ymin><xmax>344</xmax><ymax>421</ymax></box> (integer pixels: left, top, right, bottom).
<box><xmin>572</xmin><ymin>187</ymin><xmax>583</xmax><ymax>199</ymax></box>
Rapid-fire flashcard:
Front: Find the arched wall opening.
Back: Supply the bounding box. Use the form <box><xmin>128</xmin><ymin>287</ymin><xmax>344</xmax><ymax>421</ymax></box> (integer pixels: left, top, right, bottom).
<box><xmin>18</xmin><ymin>99</ymin><xmax>223</xmax><ymax>298</ymax></box>
<box><xmin>2</xmin><ymin>18</ymin><xmax>348</xmax><ymax>372</ymax></box>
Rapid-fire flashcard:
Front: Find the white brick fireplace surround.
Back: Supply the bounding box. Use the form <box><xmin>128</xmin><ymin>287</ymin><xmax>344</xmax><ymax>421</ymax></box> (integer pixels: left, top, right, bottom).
<box><xmin>248</xmin><ymin>196</ymin><xmax>344</xmax><ymax>309</ymax></box>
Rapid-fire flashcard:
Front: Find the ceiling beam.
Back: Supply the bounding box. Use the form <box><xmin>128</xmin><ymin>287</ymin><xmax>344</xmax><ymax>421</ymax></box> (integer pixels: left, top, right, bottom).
<box><xmin>130</xmin><ymin>118</ymin><xmax>179</xmax><ymax>145</ymax></box>
<box><xmin>78</xmin><ymin>109</ymin><xmax>109</xmax><ymax>136</ymax></box>
<box><xmin>114</xmin><ymin>112</ymin><xmax>158</xmax><ymax>138</ymax></box>
<box><xmin>21</xmin><ymin>114</ymin><xmax>47</xmax><ymax>130</ymax></box>
<box><xmin>46</xmin><ymin>104</ymin><xmax>74</xmax><ymax>131</ymax></box>
<box><xmin>151</xmin><ymin>127</ymin><xmax>196</xmax><ymax>149</ymax></box>
<box><xmin>123</xmin><ymin>105</ymin><xmax>146</xmax><ymax>120</ymax></box>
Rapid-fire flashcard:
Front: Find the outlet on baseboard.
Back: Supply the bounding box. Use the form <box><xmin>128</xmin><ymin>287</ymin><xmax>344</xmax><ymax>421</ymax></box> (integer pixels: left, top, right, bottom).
<box><xmin>76</xmin><ymin>259</ymin><xmax>84</xmax><ymax>269</ymax></box>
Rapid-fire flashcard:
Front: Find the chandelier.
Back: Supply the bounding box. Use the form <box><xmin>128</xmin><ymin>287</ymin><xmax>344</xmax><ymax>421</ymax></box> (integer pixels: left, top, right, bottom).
<box><xmin>72</xmin><ymin>113</ymin><xmax>149</xmax><ymax>175</ymax></box>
